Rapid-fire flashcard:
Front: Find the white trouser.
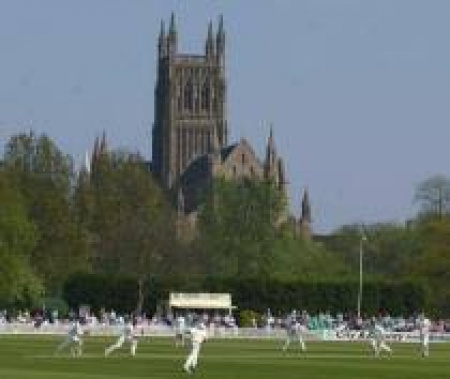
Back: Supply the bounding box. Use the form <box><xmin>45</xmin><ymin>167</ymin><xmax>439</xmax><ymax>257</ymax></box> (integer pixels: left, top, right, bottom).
<box><xmin>370</xmin><ymin>339</ymin><xmax>391</xmax><ymax>356</ymax></box>
<box><xmin>56</xmin><ymin>336</ymin><xmax>82</xmax><ymax>356</ymax></box>
<box><xmin>175</xmin><ymin>331</ymin><xmax>185</xmax><ymax>346</ymax></box>
<box><xmin>105</xmin><ymin>335</ymin><xmax>137</xmax><ymax>356</ymax></box>
<box><xmin>283</xmin><ymin>332</ymin><xmax>306</xmax><ymax>351</ymax></box>
<box><xmin>184</xmin><ymin>341</ymin><xmax>201</xmax><ymax>370</ymax></box>
<box><xmin>420</xmin><ymin>334</ymin><xmax>429</xmax><ymax>356</ymax></box>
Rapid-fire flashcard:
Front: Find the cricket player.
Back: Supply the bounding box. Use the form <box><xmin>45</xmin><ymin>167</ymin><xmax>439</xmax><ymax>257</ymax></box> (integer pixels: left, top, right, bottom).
<box><xmin>174</xmin><ymin>314</ymin><xmax>186</xmax><ymax>347</ymax></box>
<box><xmin>55</xmin><ymin>319</ymin><xmax>84</xmax><ymax>357</ymax></box>
<box><xmin>282</xmin><ymin>310</ymin><xmax>306</xmax><ymax>352</ymax></box>
<box><xmin>369</xmin><ymin>318</ymin><xmax>392</xmax><ymax>357</ymax></box>
<box><xmin>418</xmin><ymin>313</ymin><xmax>431</xmax><ymax>357</ymax></box>
<box><xmin>183</xmin><ymin>321</ymin><xmax>208</xmax><ymax>374</ymax></box>
<box><xmin>104</xmin><ymin>318</ymin><xmax>138</xmax><ymax>357</ymax></box>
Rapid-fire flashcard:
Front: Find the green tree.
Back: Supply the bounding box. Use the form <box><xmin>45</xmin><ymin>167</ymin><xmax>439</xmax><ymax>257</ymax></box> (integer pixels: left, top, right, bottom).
<box><xmin>270</xmin><ymin>225</ymin><xmax>348</xmax><ymax>281</ymax></box>
<box><xmin>75</xmin><ymin>150</ymin><xmax>177</xmax><ymax>314</ymax></box>
<box><xmin>197</xmin><ymin>178</ymin><xmax>285</xmax><ymax>278</ymax></box>
<box><xmin>408</xmin><ymin>217</ymin><xmax>450</xmax><ymax>316</ymax></box>
<box><xmin>324</xmin><ymin>223</ymin><xmax>420</xmax><ymax>280</ymax></box>
<box><xmin>414</xmin><ymin>174</ymin><xmax>450</xmax><ymax>218</ymax></box>
<box><xmin>3</xmin><ymin>132</ymin><xmax>89</xmax><ymax>293</ymax></box>
<box><xmin>0</xmin><ymin>172</ymin><xmax>43</xmax><ymax>306</ymax></box>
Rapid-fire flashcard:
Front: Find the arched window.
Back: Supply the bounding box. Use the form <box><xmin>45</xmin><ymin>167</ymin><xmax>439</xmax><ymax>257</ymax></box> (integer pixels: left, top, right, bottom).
<box><xmin>184</xmin><ymin>78</ymin><xmax>193</xmax><ymax>111</ymax></box>
<box><xmin>201</xmin><ymin>82</ymin><xmax>210</xmax><ymax>111</ymax></box>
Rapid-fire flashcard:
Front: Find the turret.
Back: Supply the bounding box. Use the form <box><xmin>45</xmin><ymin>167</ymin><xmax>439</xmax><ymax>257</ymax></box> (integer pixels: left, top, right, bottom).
<box><xmin>99</xmin><ymin>130</ymin><xmax>108</xmax><ymax>155</ymax></box>
<box><xmin>167</xmin><ymin>12</ymin><xmax>177</xmax><ymax>57</ymax></box>
<box><xmin>299</xmin><ymin>189</ymin><xmax>312</xmax><ymax>240</ymax></box>
<box><xmin>205</xmin><ymin>21</ymin><xmax>215</xmax><ymax>58</ymax></box>
<box><xmin>92</xmin><ymin>136</ymin><xmax>99</xmax><ymax>163</ymax></box>
<box><xmin>216</xmin><ymin>15</ymin><xmax>225</xmax><ymax>66</ymax></box>
<box><xmin>158</xmin><ymin>19</ymin><xmax>166</xmax><ymax>59</ymax></box>
<box><xmin>301</xmin><ymin>188</ymin><xmax>311</xmax><ymax>224</ymax></box>
<box><xmin>264</xmin><ymin>124</ymin><xmax>277</xmax><ymax>181</ymax></box>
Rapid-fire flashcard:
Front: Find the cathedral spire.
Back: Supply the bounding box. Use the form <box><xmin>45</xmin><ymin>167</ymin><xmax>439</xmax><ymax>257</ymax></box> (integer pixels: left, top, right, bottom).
<box><xmin>169</xmin><ymin>12</ymin><xmax>177</xmax><ymax>36</ymax></box>
<box><xmin>158</xmin><ymin>19</ymin><xmax>166</xmax><ymax>58</ymax></box>
<box><xmin>216</xmin><ymin>14</ymin><xmax>225</xmax><ymax>65</ymax></box>
<box><xmin>217</xmin><ymin>14</ymin><xmax>224</xmax><ymax>42</ymax></box>
<box><xmin>92</xmin><ymin>136</ymin><xmax>99</xmax><ymax>162</ymax></box>
<box><xmin>205</xmin><ymin>20</ymin><xmax>215</xmax><ymax>57</ymax></box>
<box><xmin>99</xmin><ymin>130</ymin><xmax>108</xmax><ymax>155</ymax></box>
<box><xmin>298</xmin><ymin>188</ymin><xmax>312</xmax><ymax>240</ymax></box>
<box><xmin>264</xmin><ymin>123</ymin><xmax>277</xmax><ymax>180</ymax></box>
<box><xmin>167</xmin><ymin>12</ymin><xmax>177</xmax><ymax>56</ymax></box>
<box><xmin>301</xmin><ymin>188</ymin><xmax>312</xmax><ymax>223</ymax></box>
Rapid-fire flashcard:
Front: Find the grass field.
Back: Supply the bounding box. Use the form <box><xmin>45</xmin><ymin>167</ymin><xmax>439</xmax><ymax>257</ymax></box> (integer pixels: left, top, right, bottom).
<box><xmin>1</xmin><ymin>335</ymin><xmax>449</xmax><ymax>379</ymax></box>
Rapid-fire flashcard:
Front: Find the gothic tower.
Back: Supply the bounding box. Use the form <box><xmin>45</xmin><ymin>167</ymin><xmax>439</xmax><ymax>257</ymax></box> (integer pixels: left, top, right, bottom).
<box><xmin>152</xmin><ymin>14</ymin><xmax>228</xmax><ymax>189</ymax></box>
<box><xmin>298</xmin><ymin>189</ymin><xmax>312</xmax><ymax>240</ymax></box>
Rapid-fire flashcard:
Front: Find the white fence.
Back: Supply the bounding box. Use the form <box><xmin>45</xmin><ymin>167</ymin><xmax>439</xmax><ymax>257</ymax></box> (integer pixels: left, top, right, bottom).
<box><xmin>1</xmin><ymin>322</ymin><xmax>450</xmax><ymax>343</ymax></box>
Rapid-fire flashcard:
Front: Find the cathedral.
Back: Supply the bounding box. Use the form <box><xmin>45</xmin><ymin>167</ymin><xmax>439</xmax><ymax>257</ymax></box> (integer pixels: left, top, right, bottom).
<box><xmin>151</xmin><ymin>14</ymin><xmax>311</xmax><ymax>237</ymax></box>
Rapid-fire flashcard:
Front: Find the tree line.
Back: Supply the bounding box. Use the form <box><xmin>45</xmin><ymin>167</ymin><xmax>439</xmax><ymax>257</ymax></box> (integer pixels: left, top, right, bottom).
<box><xmin>1</xmin><ymin>132</ymin><xmax>450</xmax><ymax>316</ymax></box>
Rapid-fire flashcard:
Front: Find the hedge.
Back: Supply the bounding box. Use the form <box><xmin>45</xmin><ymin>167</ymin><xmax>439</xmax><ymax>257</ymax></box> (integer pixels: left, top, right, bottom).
<box><xmin>63</xmin><ymin>274</ymin><xmax>426</xmax><ymax>316</ymax></box>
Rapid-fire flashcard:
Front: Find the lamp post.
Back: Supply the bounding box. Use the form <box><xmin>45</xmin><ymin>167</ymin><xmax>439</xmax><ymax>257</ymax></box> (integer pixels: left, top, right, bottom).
<box><xmin>357</xmin><ymin>230</ymin><xmax>367</xmax><ymax>319</ymax></box>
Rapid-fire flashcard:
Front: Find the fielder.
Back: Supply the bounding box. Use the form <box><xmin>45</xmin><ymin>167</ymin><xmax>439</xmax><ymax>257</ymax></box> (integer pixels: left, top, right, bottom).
<box><xmin>183</xmin><ymin>321</ymin><xmax>208</xmax><ymax>374</ymax></box>
<box><xmin>418</xmin><ymin>313</ymin><xmax>431</xmax><ymax>357</ymax></box>
<box><xmin>174</xmin><ymin>314</ymin><xmax>186</xmax><ymax>347</ymax></box>
<box><xmin>369</xmin><ymin>318</ymin><xmax>392</xmax><ymax>357</ymax></box>
<box><xmin>282</xmin><ymin>310</ymin><xmax>306</xmax><ymax>352</ymax></box>
<box><xmin>55</xmin><ymin>320</ymin><xmax>84</xmax><ymax>357</ymax></box>
<box><xmin>104</xmin><ymin>318</ymin><xmax>138</xmax><ymax>357</ymax></box>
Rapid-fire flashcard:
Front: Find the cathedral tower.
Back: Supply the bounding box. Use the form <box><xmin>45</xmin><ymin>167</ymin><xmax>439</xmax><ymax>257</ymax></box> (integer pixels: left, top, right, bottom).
<box><xmin>152</xmin><ymin>14</ymin><xmax>228</xmax><ymax>189</ymax></box>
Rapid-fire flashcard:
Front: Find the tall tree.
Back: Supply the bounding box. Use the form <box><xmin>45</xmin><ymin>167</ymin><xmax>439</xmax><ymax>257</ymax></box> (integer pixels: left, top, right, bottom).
<box><xmin>197</xmin><ymin>178</ymin><xmax>284</xmax><ymax>278</ymax></box>
<box><xmin>325</xmin><ymin>223</ymin><xmax>421</xmax><ymax>279</ymax></box>
<box><xmin>3</xmin><ymin>132</ymin><xmax>89</xmax><ymax>293</ymax></box>
<box><xmin>414</xmin><ymin>174</ymin><xmax>450</xmax><ymax>218</ymax></box>
<box><xmin>0</xmin><ymin>172</ymin><xmax>43</xmax><ymax>306</ymax></box>
<box><xmin>75</xmin><ymin>150</ymin><xmax>177</xmax><ymax>314</ymax></box>
<box><xmin>409</xmin><ymin>218</ymin><xmax>450</xmax><ymax>316</ymax></box>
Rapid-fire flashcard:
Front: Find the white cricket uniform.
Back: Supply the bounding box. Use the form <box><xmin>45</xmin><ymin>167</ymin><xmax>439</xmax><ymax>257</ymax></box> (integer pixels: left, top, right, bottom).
<box><xmin>183</xmin><ymin>325</ymin><xmax>208</xmax><ymax>373</ymax></box>
<box><xmin>55</xmin><ymin>321</ymin><xmax>83</xmax><ymax>357</ymax></box>
<box><xmin>174</xmin><ymin>316</ymin><xmax>186</xmax><ymax>347</ymax></box>
<box><xmin>283</xmin><ymin>317</ymin><xmax>306</xmax><ymax>352</ymax></box>
<box><xmin>105</xmin><ymin>322</ymin><xmax>138</xmax><ymax>356</ymax></box>
<box><xmin>369</xmin><ymin>324</ymin><xmax>392</xmax><ymax>357</ymax></box>
<box><xmin>419</xmin><ymin>317</ymin><xmax>431</xmax><ymax>357</ymax></box>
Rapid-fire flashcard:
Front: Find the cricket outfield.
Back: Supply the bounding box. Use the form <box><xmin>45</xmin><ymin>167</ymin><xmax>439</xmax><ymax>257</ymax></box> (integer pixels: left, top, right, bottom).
<box><xmin>1</xmin><ymin>335</ymin><xmax>449</xmax><ymax>379</ymax></box>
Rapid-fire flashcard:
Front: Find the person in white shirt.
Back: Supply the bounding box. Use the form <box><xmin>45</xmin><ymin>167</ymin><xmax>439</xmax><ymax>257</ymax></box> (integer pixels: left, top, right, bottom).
<box><xmin>174</xmin><ymin>314</ymin><xmax>186</xmax><ymax>347</ymax></box>
<box><xmin>183</xmin><ymin>321</ymin><xmax>208</xmax><ymax>374</ymax></box>
<box><xmin>282</xmin><ymin>310</ymin><xmax>306</xmax><ymax>352</ymax></box>
<box><xmin>418</xmin><ymin>313</ymin><xmax>431</xmax><ymax>357</ymax></box>
<box><xmin>55</xmin><ymin>320</ymin><xmax>84</xmax><ymax>357</ymax></box>
<box><xmin>104</xmin><ymin>318</ymin><xmax>138</xmax><ymax>357</ymax></box>
<box><xmin>369</xmin><ymin>318</ymin><xmax>392</xmax><ymax>357</ymax></box>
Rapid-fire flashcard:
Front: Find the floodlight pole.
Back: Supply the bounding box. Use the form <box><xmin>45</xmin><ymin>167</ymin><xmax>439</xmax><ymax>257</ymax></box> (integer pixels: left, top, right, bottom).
<box><xmin>357</xmin><ymin>232</ymin><xmax>366</xmax><ymax>319</ymax></box>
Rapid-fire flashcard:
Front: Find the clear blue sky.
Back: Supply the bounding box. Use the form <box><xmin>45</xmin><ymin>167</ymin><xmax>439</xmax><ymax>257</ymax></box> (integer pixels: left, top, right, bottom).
<box><xmin>1</xmin><ymin>0</ymin><xmax>449</xmax><ymax>233</ymax></box>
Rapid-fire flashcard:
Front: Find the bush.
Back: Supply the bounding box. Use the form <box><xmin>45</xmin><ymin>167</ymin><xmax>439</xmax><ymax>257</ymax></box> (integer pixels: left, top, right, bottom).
<box><xmin>238</xmin><ymin>309</ymin><xmax>260</xmax><ymax>327</ymax></box>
